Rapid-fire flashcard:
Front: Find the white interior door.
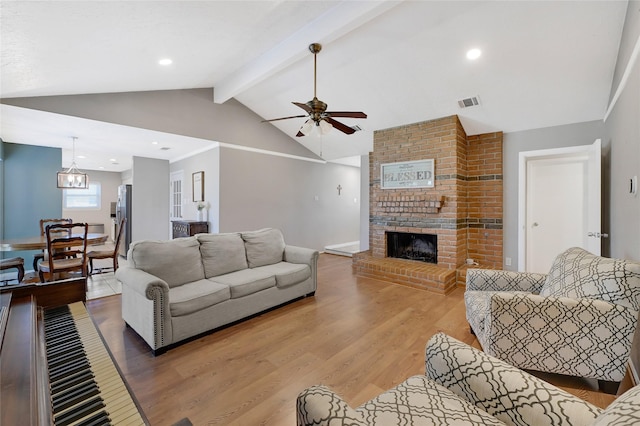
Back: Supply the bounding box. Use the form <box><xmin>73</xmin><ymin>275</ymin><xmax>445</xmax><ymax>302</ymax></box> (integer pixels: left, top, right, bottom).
<box><xmin>518</xmin><ymin>140</ymin><xmax>601</xmax><ymax>273</ymax></box>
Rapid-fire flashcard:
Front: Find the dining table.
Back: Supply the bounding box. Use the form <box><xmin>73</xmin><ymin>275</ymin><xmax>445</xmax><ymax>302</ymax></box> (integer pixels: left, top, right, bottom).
<box><xmin>0</xmin><ymin>233</ymin><xmax>109</xmax><ymax>252</ymax></box>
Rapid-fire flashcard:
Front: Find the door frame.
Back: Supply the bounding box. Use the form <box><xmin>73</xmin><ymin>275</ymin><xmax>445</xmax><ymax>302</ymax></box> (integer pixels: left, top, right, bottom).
<box><xmin>518</xmin><ymin>140</ymin><xmax>601</xmax><ymax>271</ymax></box>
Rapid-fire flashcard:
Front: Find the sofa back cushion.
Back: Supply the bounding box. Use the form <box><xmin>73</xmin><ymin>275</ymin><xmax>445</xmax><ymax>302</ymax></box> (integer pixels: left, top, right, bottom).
<box><xmin>540</xmin><ymin>247</ymin><xmax>640</xmax><ymax>311</ymax></box>
<box><xmin>128</xmin><ymin>237</ymin><xmax>205</xmax><ymax>288</ymax></box>
<box><xmin>241</xmin><ymin>228</ymin><xmax>285</xmax><ymax>268</ymax></box>
<box><xmin>197</xmin><ymin>233</ymin><xmax>248</xmax><ymax>278</ymax></box>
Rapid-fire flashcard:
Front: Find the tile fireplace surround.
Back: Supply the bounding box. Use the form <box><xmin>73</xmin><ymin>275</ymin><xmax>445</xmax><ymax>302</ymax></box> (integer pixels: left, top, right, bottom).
<box><xmin>353</xmin><ymin>115</ymin><xmax>503</xmax><ymax>293</ymax></box>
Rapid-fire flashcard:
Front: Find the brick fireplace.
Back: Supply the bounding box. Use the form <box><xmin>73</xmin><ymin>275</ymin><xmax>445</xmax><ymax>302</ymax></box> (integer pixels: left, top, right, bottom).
<box><xmin>353</xmin><ymin>115</ymin><xmax>503</xmax><ymax>293</ymax></box>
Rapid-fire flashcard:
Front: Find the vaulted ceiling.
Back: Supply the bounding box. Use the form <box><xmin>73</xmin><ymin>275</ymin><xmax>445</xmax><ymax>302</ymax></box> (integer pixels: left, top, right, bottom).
<box><xmin>0</xmin><ymin>1</ymin><xmax>628</xmax><ymax>171</ymax></box>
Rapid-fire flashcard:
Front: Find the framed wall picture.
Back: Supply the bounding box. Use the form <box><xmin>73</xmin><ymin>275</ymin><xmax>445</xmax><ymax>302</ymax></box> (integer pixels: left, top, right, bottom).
<box><xmin>192</xmin><ymin>171</ymin><xmax>204</xmax><ymax>202</ymax></box>
<box><xmin>381</xmin><ymin>159</ymin><xmax>435</xmax><ymax>189</ymax></box>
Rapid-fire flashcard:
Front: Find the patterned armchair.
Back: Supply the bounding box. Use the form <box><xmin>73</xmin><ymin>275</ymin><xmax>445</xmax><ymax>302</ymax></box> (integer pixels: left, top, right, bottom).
<box><xmin>296</xmin><ymin>333</ymin><xmax>640</xmax><ymax>426</ymax></box>
<box><xmin>465</xmin><ymin>247</ymin><xmax>640</xmax><ymax>391</ymax></box>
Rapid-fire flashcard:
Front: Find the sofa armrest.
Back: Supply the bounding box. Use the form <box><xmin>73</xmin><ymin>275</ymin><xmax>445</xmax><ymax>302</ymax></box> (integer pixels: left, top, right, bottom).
<box><xmin>485</xmin><ymin>293</ymin><xmax>639</xmax><ymax>381</ymax></box>
<box><xmin>285</xmin><ymin>245</ymin><xmax>319</xmax><ymax>293</ymax></box>
<box><xmin>296</xmin><ymin>385</ymin><xmax>366</xmax><ymax>426</ymax></box>
<box><xmin>284</xmin><ymin>245</ymin><xmax>319</xmax><ymax>266</ymax></box>
<box><xmin>425</xmin><ymin>333</ymin><xmax>602</xmax><ymax>426</ymax></box>
<box><xmin>466</xmin><ymin>268</ymin><xmax>547</xmax><ymax>293</ymax></box>
<box><xmin>116</xmin><ymin>266</ymin><xmax>173</xmax><ymax>350</ymax></box>
<box><xmin>593</xmin><ymin>385</ymin><xmax>640</xmax><ymax>424</ymax></box>
<box><xmin>115</xmin><ymin>266</ymin><xmax>170</xmax><ymax>299</ymax></box>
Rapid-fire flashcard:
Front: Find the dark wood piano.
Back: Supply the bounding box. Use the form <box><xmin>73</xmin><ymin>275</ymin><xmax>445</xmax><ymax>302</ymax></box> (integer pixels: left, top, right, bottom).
<box><xmin>0</xmin><ymin>278</ymin><xmax>147</xmax><ymax>425</ymax></box>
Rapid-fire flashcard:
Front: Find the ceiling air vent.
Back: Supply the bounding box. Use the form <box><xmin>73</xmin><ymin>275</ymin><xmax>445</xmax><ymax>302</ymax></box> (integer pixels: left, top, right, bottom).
<box><xmin>160</xmin><ymin>147</ymin><xmax>171</xmax><ymax>151</ymax></box>
<box><xmin>458</xmin><ymin>96</ymin><xmax>481</xmax><ymax>108</ymax></box>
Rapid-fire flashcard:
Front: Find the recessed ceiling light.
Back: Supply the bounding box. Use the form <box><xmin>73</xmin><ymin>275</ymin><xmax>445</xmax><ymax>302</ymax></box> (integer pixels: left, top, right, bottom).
<box><xmin>151</xmin><ymin>141</ymin><xmax>158</xmax><ymax>145</ymax></box>
<box><xmin>77</xmin><ymin>155</ymin><xmax>86</xmax><ymax>159</ymax></box>
<box><xmin>109</xmin><ymin>158</ymin><xmax>117</xmax><ymax>162</ymax></box>
<box><xmin>466</xmin><ymin>48</ymin><xmax>482</xmax><ymax>60</ymax></box>
<box><xmin>99</xmin><ymin>166</ymin><xmax>105</xmax><ymax>170</ymax></box>
<box><xmin>158</xmin><ymin>58</ymin><xmax>173</xmax><ymax>66</ymax></box>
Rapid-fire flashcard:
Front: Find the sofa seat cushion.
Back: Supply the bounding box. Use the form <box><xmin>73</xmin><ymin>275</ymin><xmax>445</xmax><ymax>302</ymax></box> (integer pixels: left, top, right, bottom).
<box><xmin>357</xmin><ymin>375</ymin><xmax>506</xmax><ymax>426</ymax></box>
<box><xmin>128</xmin><ymin>237</ymin><xmax>206</xmax><ymax>288</ymax></box>
<box><xmin>169</xmin><ymin>279</ymin><xmax>231</xmax><ymax>317</ymax></box>
<box><xmin>197</xmin><ymin>232</ymin><xmax>248</xmax><ymax>278</ymax></box>
<box><xmin>255</xmin><ymin>262</ymin><xmax>311</xmax><ymax>288</ymax></box>
<box><xmin>212</xmin><ymin>269</ymin><xmax>276</xmax><ymax>298</ymax></box>
<box><xmin>241</xmin><ymin>228</ymin><xmax>285</xmax><ymax>268</ymax></box>
<box><xmin>540</xmin><ymin>247</ymin><xmax>640</xmax><ymax>311</ymax></box>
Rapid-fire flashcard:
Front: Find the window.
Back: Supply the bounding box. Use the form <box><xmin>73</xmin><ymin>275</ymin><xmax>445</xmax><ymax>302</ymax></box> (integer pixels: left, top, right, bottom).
<box><xmin>170</xmin><ymin>171</ymin><xmax>183</xmax><ymax>218</ymax></box>
<box><xmin>64</xmin><ymin>182</ymin><xmax>101</xmax><ymax>209</ymax></box>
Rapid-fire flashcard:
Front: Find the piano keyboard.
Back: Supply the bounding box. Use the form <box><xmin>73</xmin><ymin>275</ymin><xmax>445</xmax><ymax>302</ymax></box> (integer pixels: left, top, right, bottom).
<box><xmin>43</xmin><ymin>302</ymin><xmax>146</xmax><ymax>426</ymax></box>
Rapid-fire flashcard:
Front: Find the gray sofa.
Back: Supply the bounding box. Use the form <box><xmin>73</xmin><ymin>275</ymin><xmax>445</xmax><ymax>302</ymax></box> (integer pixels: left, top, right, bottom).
<box><xmin>116</xmin><ymin>228</ymin><xmax>318</xmax><ymax>354</ymax></box>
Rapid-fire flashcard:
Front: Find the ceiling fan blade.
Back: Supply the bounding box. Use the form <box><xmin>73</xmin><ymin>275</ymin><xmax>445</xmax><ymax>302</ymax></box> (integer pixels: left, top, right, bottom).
<box><xmin>325</xmin><ymin>117</ymin><xmax>356</xmax><ymax>135</ymax></box>
<box><xmin>261</xmin><ymin>114</ymin><xmax>308</xmax><ymax>123</ymax></box>
<box><xmin>292</xmin><ymin>102</ymin><xmax>312</xmax><ymax>113</ymax></box>
<box><xmin>326</xmin><ymin>111</ymin><xmax>367</xmax><ymax>119</ymax></box>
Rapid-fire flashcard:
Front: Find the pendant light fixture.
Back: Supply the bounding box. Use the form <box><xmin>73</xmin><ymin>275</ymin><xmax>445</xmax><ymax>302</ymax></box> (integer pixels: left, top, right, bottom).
<box><xmin>57</xmin><ymin>137</ymin><xmax>89</xmax><ymax>189</ymax></box>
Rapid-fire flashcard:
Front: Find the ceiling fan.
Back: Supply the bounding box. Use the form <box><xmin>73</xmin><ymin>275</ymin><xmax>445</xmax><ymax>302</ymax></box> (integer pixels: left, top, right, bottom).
<box><xmin>262</xmin><ymin>43</ymin><xmax>367</xmax><ymax>137</ymax></box>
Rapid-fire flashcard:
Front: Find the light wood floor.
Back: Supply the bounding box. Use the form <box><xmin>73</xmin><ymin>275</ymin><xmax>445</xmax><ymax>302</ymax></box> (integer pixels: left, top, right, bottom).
<box><xmin>86</xmin><ymin>254</ymin><xmax>616</xmax><ymax>425</ymax></box>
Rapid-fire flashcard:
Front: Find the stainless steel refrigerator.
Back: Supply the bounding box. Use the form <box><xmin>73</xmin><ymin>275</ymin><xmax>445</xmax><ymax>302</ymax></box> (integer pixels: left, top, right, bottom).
<box><xmin>117</xmin><ymin>184</ymin><xmax>132</xmax><ymax>259</ymax></box>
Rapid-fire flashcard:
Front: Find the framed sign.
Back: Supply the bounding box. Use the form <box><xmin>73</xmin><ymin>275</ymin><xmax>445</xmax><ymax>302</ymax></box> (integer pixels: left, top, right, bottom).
<box><xmin>381</xmin><ymin>159</ymin><xmax>435</xmax><ymax>189</ymax></box>
<box><xmin>192</xmin><ymin>171</ymin><xmax>204</xmax><ymax>202</ymax></box>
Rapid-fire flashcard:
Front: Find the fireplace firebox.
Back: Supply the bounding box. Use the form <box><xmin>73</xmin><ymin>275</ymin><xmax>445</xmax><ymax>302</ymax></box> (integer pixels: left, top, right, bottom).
<box><xmin>386</xmin><ymin>232</ymin><xmax>437</xmax><ymax>264</ymax></box>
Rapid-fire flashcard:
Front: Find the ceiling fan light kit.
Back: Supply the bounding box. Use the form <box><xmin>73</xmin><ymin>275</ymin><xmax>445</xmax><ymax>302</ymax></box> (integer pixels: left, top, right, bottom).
<box><xmin>262</xmin><ymin>43</ymin><xmax>367</xmax><ymax>137</ymax></box>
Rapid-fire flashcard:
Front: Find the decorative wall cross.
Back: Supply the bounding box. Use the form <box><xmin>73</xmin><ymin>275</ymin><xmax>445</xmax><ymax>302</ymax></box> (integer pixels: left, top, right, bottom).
<box><xmin>337</xmin><ymin>185</ymin><xmax>342</xmax><ymax>195</ymax></box>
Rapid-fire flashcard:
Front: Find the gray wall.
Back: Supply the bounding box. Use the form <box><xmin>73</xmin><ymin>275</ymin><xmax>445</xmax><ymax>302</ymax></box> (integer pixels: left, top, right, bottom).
<box><xmin>170</xmin><ymin>147</ymin><xmax>220</xmax><ymax>233</ymax></box>
<box><xmin>359</xmin><ymin>154</ymin><xmax>370</xmax><ymax>251</ymax></box>
<box><xmin>1</xmin><ymin>142</ymin><xmax>63</xmax><ymax>266</ymax></box>
<box><xmin>131</xmin><ymin>156</ymin><xmax>170</xmax><ymax>241</ymax></box>
<box><xmin>603</xmin><ymin>0</ymin><xmax>640</xmax><ymax>262</ymax></box>
<box><xmin>219</xmin><ymin>147</ymin><xmax>360</xmax><ymax>250</ymax></box>
<box><xmin>1</xmin><ymin>88</ymin><xmax>363</xmax><ymax>249</ymax></box>
<box><xmin>1</xmin><ymin>89</ymin><xmax>320</xmax><ymax>160</ymax></box>
<box><xmin>609</xmin><ymin>0</ymin><xmax>640</xmax><ymax>104</ymax></box>
<box><xmin>0</xmin><ymin>140</ymin><xmax>4</xmax><ymax>240</ymax></box>
<box><xmin>502</xmin><ymin>120</ymin><xmax>605</xmax><ymax>270</ymax></box>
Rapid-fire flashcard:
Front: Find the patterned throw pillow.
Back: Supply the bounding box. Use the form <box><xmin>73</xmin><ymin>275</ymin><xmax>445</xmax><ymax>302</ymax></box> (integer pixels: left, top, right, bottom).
<box><xmin>539</xmin><ymin>247</ymin><xmax>640</xmax><ymax>311</ymax></box>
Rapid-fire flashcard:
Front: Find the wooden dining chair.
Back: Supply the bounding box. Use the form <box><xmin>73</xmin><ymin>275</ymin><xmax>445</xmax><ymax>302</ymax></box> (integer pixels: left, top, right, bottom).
<box><xmin>32</xmin><ymin>218</ymin><xmax>73</xmax><ymax>270</ymax></box>
<box><xmin>38</xmin><ymin>222</ymin><xmax>88</xmax><ymax>283</ymax></box>
<box><xmin>0</xmin><ymin>257</ymin><xmax>25</xmax><ymax>285</ymax></box>
<box><xmin>87</xmin><ymin>217</ymin><xmax>126</xmax><ymax>275</ymax></box>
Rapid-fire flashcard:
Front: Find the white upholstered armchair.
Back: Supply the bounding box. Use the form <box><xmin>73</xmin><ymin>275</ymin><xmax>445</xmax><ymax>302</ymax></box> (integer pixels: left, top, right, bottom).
<box><xmin>465</xmin><ymin>247</ymin><xmax>640</xmax><ymax>392</ymax></box>
<box><xmin>296</xmin><ymin>332</ymin><xmax>640</xmax><ymax>425</ymax></box>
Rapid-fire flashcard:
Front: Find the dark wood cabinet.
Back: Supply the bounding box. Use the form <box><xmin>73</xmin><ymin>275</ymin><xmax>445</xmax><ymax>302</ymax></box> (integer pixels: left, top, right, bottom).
<box><xmin>171</xmin><ymin>220</ymin><xmax>209</xmax><ymax>238</ymax></box>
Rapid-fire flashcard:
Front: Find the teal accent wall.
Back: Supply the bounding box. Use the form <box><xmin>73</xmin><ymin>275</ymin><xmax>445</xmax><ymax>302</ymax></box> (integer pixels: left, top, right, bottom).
<box><xmin>1</xmin><ymin>139</ymin><xmax>4</xmax><ymax>241</ymax></box>
<box><xmin>2</xmin><ymin>142</ymin><xmax>62</xmax><ymax>268</ymax></box>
